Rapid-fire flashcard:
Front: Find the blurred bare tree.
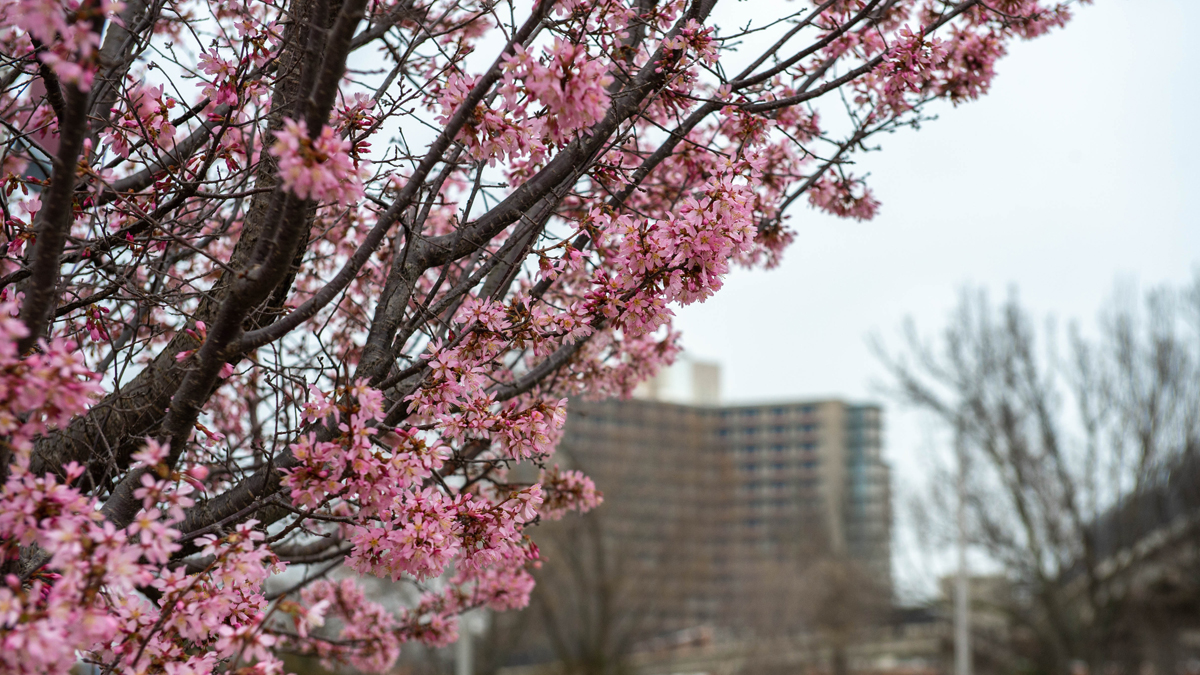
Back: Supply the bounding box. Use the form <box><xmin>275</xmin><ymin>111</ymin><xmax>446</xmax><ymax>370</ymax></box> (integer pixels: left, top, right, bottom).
<box><xmin>525</xmin><ymin>509</ymin><xmax>662</xmax><ymax>675</ymax></box>
<box><xmin>733</xmin><ymin>521</ymin><xmax>891</xmax><ymax>675</ymax></box>
<box><xmin>510</xmin><ymin>431</ymin><xmax>723</xmax><ymax>675</ymax></box>
<box><xmin>876</xmin><ymin>274</ymin><xmax>1200</xmax><ymax>674</ymax></box>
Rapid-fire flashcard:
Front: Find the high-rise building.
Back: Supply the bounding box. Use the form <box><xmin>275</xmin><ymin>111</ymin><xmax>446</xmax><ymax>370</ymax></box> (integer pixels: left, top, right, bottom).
<box><xmin>551</xmin><ymin>360</ymin><xmax>892</xmax><ymax>636</ymax></box>
<box><xmin>717</xmin><ymin>398</ymin><xmax>891</xmax><ymax>586</ymax></box>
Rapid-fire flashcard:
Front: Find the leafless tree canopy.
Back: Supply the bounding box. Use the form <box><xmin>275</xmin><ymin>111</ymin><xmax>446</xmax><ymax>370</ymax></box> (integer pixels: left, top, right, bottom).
<box><xmin>876</xmin><ymin>275</ymin><xmax>1200</xmax><ymax>673</ymax></box>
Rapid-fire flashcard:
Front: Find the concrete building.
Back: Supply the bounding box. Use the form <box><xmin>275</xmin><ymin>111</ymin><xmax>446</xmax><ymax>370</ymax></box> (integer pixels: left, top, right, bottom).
<box><xmin>719</xmin><ymin>397</ymin><xmax>891</xmax><ymax>589</ymax></box>
<box><xmin>553</xmin><ymin>360</ymin><xmax>893</xmax><ymax>636</ymax></box>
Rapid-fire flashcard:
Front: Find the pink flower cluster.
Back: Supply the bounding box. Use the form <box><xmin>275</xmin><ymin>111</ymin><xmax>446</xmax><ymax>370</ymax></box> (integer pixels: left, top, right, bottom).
<box><xmin>0</xmin><ymin>301</ymin><xmax>100</xmax><ymax>453</ymax></box>
<box><xmin>539</xmin><ymin>465</ymin><xmax>603</xmax><ymax>521</ymax></box>
<box><xmin>0</xmin><ymin>464</ymin><xmax>143</xmax><ymax>674</ymax></box>
<box><xmin>270</xmin><ymin>118</ymin><xmax>365</xmax><ymax>204</ymax></box>
<box><xmin>348</xmin><ymin>485</ymin><xmax>463</xmax><ymax>580</ymax></box>
<box><xmin>661</xmin><ymin>19</ymin><xmax>718</xmax><ymax>67</ymax></box>
<box><xmin>198</xmin><ymin>48</ymin><xmax>241</xmax><ymax>107</ymax></box>
<box><xmin>283</xmin><ymin>488</ymin><xmax>538</xmax><ymax>671</ymax></box>
<box><xmin>98</xmin><ymin>519</ymin><xmax>285</xmax><ymax>674</ymax></box>
<box><xmin>501</xmin><ymin>38</ymin><xmax>614</xmax><ymax>144</ymax></box>
<box><xmin>453</xmin><ymin>560</ymin><xmax>537</xmax><ymax>612</ymax></box>
<box><xmin>103</xmin><ymin>84</ymin><xmax>179</xmax><ymax>158</ymax></box>
<box><xmin>867</xmin><ymin>26</ymin><xmax>949</xmax><ymax>115</ymax></box>
<box><xmin>436</xmin><ymin>35</ymin><xmax>618</xmax><ymax>164</ymax></box>
<box><xmin>0</xmin><ymin>305</ymin><xmax>295</xmax><ymax>673</ymax></box>
<box><xmin>2</xmin><ymin>0</ymin><xmax>115</xmax><ymax>88</ymax></box>
<box><xmin>300</xmin><ymin>578</ymin><xmax>401</xmax><ymax>672</ymax></box>
<box><xmin>437</xmin><ymin>73</ymin><xmax>544</xmax><ymax>166</ymax></box>
<box><xmin>285</xmin><ymin>379</ymin><xmax>561</xmax><ymax>596</ymax></box>
<box><xmin>408</xmin><ymin>337</ymin><xmax>571</xmax><ymax>462</ymax></box>
<box><xmin>0</xmin><ymin>348</ymin><xmax>582</xmax><ymax>675</ymax></box>
<box><xmin>0</xmin><ymin>444</ymin><xmax>285</xmax><ymax>674</ymax></box>
<box><xmin>936</xmin><ymin>27</ymin><xmax>1006</xmax><ymax>104</ymax></box>
<box><xmin>807</xmin><ymin>174</ymin><xmax>880</xmax><ymax>222</ymax></box>
<box><xmin>588</xmin><ymin>162</ymin><xmax>759</xmax><ymax>335</ymax></box>
<box><xmin>295</xmin><ymin>552</ymin><xmax>539</xmax><ymax>671</ymax></box>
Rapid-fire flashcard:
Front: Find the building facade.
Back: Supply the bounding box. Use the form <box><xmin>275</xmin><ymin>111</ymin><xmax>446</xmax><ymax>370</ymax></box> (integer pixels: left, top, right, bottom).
<box><xmin>551</xmin><ymin>360</ymin><xmax>893</xmax><ymax>636</ymax></box>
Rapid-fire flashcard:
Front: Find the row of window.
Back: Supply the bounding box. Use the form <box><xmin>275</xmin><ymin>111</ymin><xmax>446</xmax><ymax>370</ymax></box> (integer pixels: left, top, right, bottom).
<box><xmin>742</xmin><ymin>480</ymin><xmax>818</xmax><ymax>491</ymax></box>
<box><xmin>739</xmin><ymin>460</ymin><xmax>819</xmax><ymax>472</ymax></box>
<box><xmin>572</xmin><ymin>412</ymin><xmax>880</xmax><ymax>432</ymax></box>
<box><xmin>742</xmin><ymin>497</ymin><xmax>820</xmax><ymax>509</ymax></box>
<box><xmin>719</xmin><ymin>405</ymin><xmax>820</xmax><ymax>418</ymax></box>
<box><xmin>717</xmin><ymin>424</ymin><xmax>821</xmax><ymax>436</ymax></box>
<box><xmin>735</xmin><ymin>443</ymin><xmax>819</xmax><ymax>454</ymax></box>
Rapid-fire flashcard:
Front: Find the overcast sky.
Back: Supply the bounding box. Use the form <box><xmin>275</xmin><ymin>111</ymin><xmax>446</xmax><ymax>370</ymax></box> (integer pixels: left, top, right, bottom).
<box><xmin>672</xmin><ymin>0</ymin><xmax>1200</xmax><ymax>599</ymax></box>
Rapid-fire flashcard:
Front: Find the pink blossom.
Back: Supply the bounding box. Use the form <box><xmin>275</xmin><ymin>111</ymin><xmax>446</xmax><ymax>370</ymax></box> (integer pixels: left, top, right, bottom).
<box><xmin>501</xmin><ymin>38</ymin><xmax>614</xmax><ymax>143</ymax></box>
<box><xmin>807</xmin><ymin>174</ymin><xmax>880</xmax><ymax>221</ymax></box>
<box><xmin>270</xmin><ymin>118</ymin><xmax>365</xmax><ymax>204</ymax></box>
<box><xmin>539</xmin><ymin>465</ymin><xmax>603</xmax><ymax>520</ymax></box>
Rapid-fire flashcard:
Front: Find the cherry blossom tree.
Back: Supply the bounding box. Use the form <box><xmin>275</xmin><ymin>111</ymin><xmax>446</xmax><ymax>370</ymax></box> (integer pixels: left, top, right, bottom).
<box><xmin>0</xmin><ymin>0</ymin><xmax>1086</xmax><ymax>671</ymax></box>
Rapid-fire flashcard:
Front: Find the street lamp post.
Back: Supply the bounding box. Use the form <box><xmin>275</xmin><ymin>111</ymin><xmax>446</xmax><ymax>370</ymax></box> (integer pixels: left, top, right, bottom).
<box><xmin>954</xmin><ymin>419</ymin><xmax>971</xmax><ymax>675</ymax></box>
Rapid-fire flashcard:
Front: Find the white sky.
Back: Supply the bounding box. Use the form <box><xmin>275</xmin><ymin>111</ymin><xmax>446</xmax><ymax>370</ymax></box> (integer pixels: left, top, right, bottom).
<box><xmin>673</xmin><ymin>0</ymin><xmax>1200</xmax><ymax>600</ymax></box>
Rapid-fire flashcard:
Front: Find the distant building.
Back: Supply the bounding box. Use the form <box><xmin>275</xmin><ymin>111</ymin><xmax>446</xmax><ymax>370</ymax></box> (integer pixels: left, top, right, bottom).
<box><xmin>554</xmin><ymin>359</ymin><xmax>892</xmax><ymax>635</ymax></box>
<box><xmin>631</xmin><ymin>357</ymin><xmax>721</xmax><ymax>405</ymax></box>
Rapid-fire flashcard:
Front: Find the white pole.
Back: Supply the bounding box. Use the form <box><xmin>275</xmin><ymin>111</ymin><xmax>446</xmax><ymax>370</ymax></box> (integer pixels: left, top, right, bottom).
<box><xmin>456</xmin><ymin>625</ymin><xmax>472</xmax><ymax>675</ymax></box>
<box><xmin>954</xmin><ymin>421</ymin><xmax>971</xmax><ymax>675</ymax></box>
